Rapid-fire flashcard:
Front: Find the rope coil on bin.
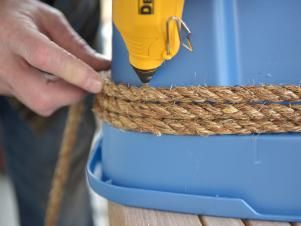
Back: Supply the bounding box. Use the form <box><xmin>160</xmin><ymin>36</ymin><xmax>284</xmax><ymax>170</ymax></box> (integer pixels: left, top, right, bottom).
<box><xmin>45</xmin><ymin>79</ymin><xmax>301</xmax><ymax>226</ymax></box>
<box><xmin>94</xmin><ymin>79</ymin><xmax>301</xmax><ymax>136</ymax></box>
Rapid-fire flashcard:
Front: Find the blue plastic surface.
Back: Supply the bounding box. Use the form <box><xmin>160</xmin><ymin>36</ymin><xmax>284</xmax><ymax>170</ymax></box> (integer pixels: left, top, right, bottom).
<box><xmin>87</xmin><ymin>135</ymin><xmax>301</xmax><ymax>221</ymax></box>
<box><xmin>88</xmin><ymin>0</ymin><xmax>301</xmax><ymax>221</ymax></box>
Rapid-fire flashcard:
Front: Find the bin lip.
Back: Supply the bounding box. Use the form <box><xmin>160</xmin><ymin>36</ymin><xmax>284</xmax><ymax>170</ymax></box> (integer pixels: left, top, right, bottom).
<box><xmin>86</xmin><ymin>140</ymin><xmax>301</xmax><ymax>223</ymax></box>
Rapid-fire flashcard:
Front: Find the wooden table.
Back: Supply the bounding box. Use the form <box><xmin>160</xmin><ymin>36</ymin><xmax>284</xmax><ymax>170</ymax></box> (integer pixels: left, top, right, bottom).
<box><xmin>108</xmin><ymin>202</ymin><xmax>300</xmax><ymax>226</ymax></box>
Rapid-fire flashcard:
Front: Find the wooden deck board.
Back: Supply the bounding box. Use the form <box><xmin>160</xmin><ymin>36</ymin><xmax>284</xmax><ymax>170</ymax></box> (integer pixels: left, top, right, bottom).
<box><xmin>108</xmin><ymin>202</ymin><xmax>299</xmax><ymax>226</ymax></box>
<box><xmin>245</xmin><ymin>220</ymin><xmax>291</xmax><ymax>226</ymax></box>
<box><xmin>200</xmin><ymin>216</ymin><xmax>244</xmax><ymax>226</ymax></box>
<box><xmin>108</xmin><ymin>202</ymin><xmax>202</xmax><ymax>226</ymax></box>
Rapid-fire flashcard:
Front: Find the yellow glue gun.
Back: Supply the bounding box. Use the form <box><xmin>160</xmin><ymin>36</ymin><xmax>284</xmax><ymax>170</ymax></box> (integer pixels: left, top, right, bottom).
<box><xmin>113</xmin><ymin>0</ymin><xmax>193</xmax><ymax>83</ymax></box>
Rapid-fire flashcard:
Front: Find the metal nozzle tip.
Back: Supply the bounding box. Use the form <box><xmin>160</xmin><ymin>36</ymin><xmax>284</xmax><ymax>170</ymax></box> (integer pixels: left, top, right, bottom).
<box><xmin>132</xmin><ymin>66</ymin><xmax>158</xmax><ymax>83</ymax></box>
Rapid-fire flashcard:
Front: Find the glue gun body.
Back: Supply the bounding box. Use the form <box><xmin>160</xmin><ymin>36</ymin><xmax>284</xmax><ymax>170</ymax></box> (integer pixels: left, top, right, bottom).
<box><xmin>113</xmin><ymin>0</ymin><xmax>191</xmax><ymax>83</ymax></box>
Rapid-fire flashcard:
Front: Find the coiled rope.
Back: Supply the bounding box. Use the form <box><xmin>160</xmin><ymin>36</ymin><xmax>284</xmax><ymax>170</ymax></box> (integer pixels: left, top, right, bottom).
<box><xmin>94</xmin><ymin>79</ymin><xmax>301</xmax><ymax>136</ymax></box>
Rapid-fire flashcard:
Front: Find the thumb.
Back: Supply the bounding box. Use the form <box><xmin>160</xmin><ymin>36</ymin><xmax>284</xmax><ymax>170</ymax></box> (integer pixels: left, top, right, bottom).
<box><xmin>39</xmin><ymin>6</ymin><xmax>111</xmax><ymax>71</ymax></box>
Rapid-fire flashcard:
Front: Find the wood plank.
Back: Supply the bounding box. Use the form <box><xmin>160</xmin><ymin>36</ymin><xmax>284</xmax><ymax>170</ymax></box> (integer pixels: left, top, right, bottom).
<box><xmin>291</xmin><ymin>223</ymin><xmax>301</xmax><ymax>226</ymax></box>
<box><xmin>200</xmin><ymin>216</ymin><xmax>244</xmax><ymax>226</ymax></box>
<box><xmin>108</xmin><ymin>202</ymin><xmax>202</xmax><ymax>226</ymax></box>
<box><xmin>244</xmin><ymin>220</ymin><xmax>291</xmax><ymax>226</ymax></box>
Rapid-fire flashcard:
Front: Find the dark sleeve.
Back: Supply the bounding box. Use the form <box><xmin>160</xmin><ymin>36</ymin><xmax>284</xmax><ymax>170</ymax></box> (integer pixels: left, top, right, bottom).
<box><xmin>41</xmin><ymin>0</ymin><xmax>100</xmax><ymax>45</ymax></box>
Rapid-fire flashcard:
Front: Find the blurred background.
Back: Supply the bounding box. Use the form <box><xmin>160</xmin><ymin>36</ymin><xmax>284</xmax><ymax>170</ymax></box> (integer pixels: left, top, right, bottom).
<box><xmin>0</xmin><ymin>0</ymin><xmax>112</xmax><ymax>225</ymax></box>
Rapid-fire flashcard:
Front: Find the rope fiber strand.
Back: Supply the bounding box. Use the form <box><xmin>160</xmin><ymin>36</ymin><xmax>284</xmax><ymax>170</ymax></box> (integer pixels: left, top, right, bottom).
<box><xmin>103</xmin><ymin>80</ymin><xmax>301</xmax><ymax>103</ymax></box>
<box><xmin>95</xmin><ymin>79</ymin><xmax>301</xmax><ymax>136</ymax></box>
<box><xmin>45</xmin><ymin>103</ymin><xmax>84</xmax><ymax>226</ymax></box>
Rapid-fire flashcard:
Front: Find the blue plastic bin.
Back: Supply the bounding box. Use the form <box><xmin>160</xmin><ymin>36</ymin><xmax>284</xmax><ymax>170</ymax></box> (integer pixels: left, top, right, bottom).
<box><xmin>87</xmin><ymin>0</ymin><xmax>301</xmax><ymax>222</ymax></box>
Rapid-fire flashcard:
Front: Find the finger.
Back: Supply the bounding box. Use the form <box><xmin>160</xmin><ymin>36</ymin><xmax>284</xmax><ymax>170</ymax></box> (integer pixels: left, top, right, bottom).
<box><xmin>0</xmin><ymin>48</ymin><xmax>18</xmax><ymax>95</ymax></box>
<box><xmin>38</xmin><ymin>6</ymin><xmax>111</xmax><ymax>71</ymax></box>
<box><xmin>0</xmin><ymin>79</ymin><xmax>12</xmax><ymax>95</ymax></box>
<box><xmin>14</xmin><ymin>28</ymin><xmax>103</xmax><ymax>93</ymax></box>
<box><xmin>12</xmin><ymin>59</ymin><xmax>86</xmax><ymax>116</ymax></box>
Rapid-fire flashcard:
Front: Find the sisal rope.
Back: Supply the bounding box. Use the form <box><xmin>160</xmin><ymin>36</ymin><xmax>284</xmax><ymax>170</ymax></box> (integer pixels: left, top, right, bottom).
<box><xmin>94</xmin><ymin>79</ymin><xmax>301</xmax><ymax>136</ymax></box>
<box><xmin>45</xmin><ymin>103</ymin><xmax>84</xmax><ymax>226</ymax></box>
<box><xmin>103</xmin><ymin>80</ymin><xmax>301</xmax><ymax>103</ymax></box>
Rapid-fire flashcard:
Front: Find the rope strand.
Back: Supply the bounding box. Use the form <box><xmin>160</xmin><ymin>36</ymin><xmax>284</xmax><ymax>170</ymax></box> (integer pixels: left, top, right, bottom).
<box><xmin>95</xmin><ymin>80</ymin><xmax>301</xmax><ymax>136</ymax></box>
<box><xmin>45</xmin><ymin>103</ymin><xmax>84</xmax><ymax>226</ymax></box>
<box><xmin>103</xmin><ymin>79</ymin><xmax>301</xmax><ymax>103</ymax></box>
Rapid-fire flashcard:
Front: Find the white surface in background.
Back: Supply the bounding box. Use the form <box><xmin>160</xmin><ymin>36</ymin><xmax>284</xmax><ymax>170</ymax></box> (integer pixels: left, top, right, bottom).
<box><xmin>91</xmin><ymin>190</ymin><xmax>109</xmax><ymax>226</ymax></box>
<box><xmin>90</xmin><ymin>128</ymin><xmax>109</xmax><ymax>226</ymax></box>
<box><xmin>92</xmin><ymin>1</ymin><xmax>111</xmax><ymax>225</ymax></box>
<box><xmin>101</xmin><ymin>0</ymin><xmax>112</xmax><ymax>58</ymax></box>
<box><xmin>0</xmin><ymin>175</ymin><xmax>19</xmax><ymax>226</ymax></box>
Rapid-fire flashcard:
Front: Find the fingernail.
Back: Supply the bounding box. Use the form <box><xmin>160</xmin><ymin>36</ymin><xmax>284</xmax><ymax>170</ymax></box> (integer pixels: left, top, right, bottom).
<box><xmin>95</xmin><ymin>53</ymin><xmax>109</xmax><ymax>60</ymax></box>
<box><xmin>96</xmin><ymin>53</ymin><xmax>111</xmax><ymax>61</ymax></box>
<box><xmin>88</xmin><ymin>78</ymin><xmax>103</xmax><ymax>93</ymax></box>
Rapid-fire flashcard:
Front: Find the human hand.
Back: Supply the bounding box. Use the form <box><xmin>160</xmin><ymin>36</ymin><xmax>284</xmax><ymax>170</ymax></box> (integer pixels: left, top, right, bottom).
<box><xmin>0</xmin><ymin>0</ymin><xmax>110</xmax><ymax>116</ymax></box>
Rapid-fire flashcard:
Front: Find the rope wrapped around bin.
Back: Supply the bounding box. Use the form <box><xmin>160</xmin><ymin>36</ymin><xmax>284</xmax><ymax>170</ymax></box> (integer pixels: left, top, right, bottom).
<box><xmin>94</xmin><ymin>79</ymin><xmax>301</xmax><ymax>136</ymax></box>
<box><xmin>45</xmin><ymin>78</ymin><xmax>301</xmax><ymax>226</ymax></box>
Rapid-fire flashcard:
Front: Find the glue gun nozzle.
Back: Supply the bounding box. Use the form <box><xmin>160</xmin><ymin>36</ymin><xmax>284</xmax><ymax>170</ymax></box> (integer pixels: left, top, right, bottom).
<box><xmin>132</xmin><ymin>66</ymin><xmax>158</xmax><ymax>83</ymax></box>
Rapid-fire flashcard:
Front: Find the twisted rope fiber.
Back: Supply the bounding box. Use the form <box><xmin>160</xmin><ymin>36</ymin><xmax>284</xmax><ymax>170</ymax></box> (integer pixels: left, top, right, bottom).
<box><xmin>95</xmin><ymin>80</ymin><xmax>301</xmax><ymax>136</ymax></box>
<box><xmin>103</xmin><ymin>80</ymin><xmax>301</xmax><ymax>103</ymax></box>
<box><xmin>45</xmin><ymin>103</ymin><xmax>84</xmax><ymax>226</ymax></box>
